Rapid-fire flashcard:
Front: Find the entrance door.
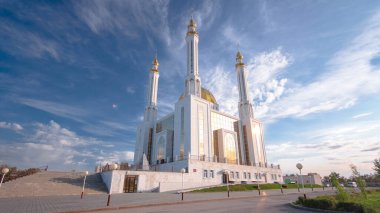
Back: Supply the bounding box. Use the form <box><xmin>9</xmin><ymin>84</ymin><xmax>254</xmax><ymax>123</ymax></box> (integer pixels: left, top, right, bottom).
<box><xmin>124</xmin><ymin>175</ymin><xmax>138</xmax><ymax>193</ymax></box>
<box><xmin>222</xmin><ymin>173</ymin><xmax>228</xmax><ymax>183</ymax></box>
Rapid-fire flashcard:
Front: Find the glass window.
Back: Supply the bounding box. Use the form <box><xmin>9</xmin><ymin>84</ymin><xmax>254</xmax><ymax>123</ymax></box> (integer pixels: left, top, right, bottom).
<box><xmin>198</xmin><ymin>107</ymin><xmax>204</xmax><ymax>156</ymax></box>
<box><xmin>180</xmin><ymin>107</ymin><xmax>184</xmax><ymax>160</ymax></box>
<box><xmin>255</xmin><ymin>173</ymin><xmax>258</xmax><ymax>179</ymax></box>
<box><xmin>243</xmin><ymin>172</ymin><xmax>247</xmax><ymax>179</ymax></box>
<box><xmin>236</xmin><ymin>172</ymin><xmax>239</xmax><ymax>179</ymax></box>
<box><xmin>259</xmin><ymin>173</ymin><xmax>262</xmax><ymax>179</ymax></box>
<box><xmin>157</xmin><ymin>137</ymin><xmax>165</xmax><ymax>160</ymax></box>
<box><xmin>248</xmin><ymin>172</ymin><xmax>251</xmax><ymax>179</ymax></box>
<box><xmin>230</xmin><ymin>171</ymin><xmax>234</xmax><ymax>179</ymax></box>
<box><xmin>210</xmin><ymin>170</ymin><xmax>214</xmax><ymax>178</ymax></box>
<box><xmin>224</xmin><ymin>133</ymin><xmax>237</xmax><ymax>164</ymax></box>
<box><xmin>203</xmin><ymin>170</ymin><xmax>208</xmax><ymax>178</ymax></box>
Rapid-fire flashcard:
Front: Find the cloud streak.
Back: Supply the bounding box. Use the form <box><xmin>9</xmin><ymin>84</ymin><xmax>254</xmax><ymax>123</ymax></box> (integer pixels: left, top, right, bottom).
<box><xmin>0</xmin><ymin>122</ymin><xmax>23</xmax><ymax>131</ymax></box>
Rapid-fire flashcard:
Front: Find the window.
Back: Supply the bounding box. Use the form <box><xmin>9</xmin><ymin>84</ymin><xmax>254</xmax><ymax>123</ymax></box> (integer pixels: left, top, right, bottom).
<box><xmin>198</xmin><ymin>107</ymin><xmax>204</xmax><ymax>156</ymax></box>
<box><xmin>236</xmin><ymin>172</ymin><xmax>239</xmax><ymax>179</ymax></box>
<box><xmin>255</xmin><ymin>173</ymin><xmax>258</xmax><ymax>179</ymax></box>
<box><xmin>224</xmin><ymin>133</ymin><xmax>237</xmax><ymax>164</ymax></box>
<box><xmin>180</xmin><ymin>107</ymin><xmax>184</xmax><ymax>160</ymax></box>
<box><xmin>210</xmin><ymin>170</ymin><xmax>214</xmax><ymax>178</ymax></box>
<box><xmin>230</xmin><ymin>171</ymin><xmax>234</xmax><ymax>179</ymax></box>
<box><xmin>203</xmin><ymin>170</ymin><xmax>208</xmax><ymax>178</ymax></box>
<box><xmin>248</xmin><ymin>172</ymin><xmax>251</xmax><ymax>179</ymax></box>
<box><xmin>259</xmin><ymin>173</ymin><xmax>262</xmax><ymax>179</ymax></box>
<box><xmin>243</xmin><ymin>172</ymin><xmax>247</xmax><ymax>179</ymax></box>
<box><xmin>157</xmin><ymin>137</ymin><xmax>165</xmax><ymax>161</ymax></box>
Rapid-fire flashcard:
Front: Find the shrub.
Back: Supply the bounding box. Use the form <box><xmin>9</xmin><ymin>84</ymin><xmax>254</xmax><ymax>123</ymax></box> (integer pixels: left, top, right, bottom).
<box><xmin>298</xmin><ymin>197</ymin><xmax>336</xmax><ymax>210</ymax></box>
<box><xmin>336</xmin><ymin>202</ymin><xmax>376</xmax><ymax>213</ymax></box>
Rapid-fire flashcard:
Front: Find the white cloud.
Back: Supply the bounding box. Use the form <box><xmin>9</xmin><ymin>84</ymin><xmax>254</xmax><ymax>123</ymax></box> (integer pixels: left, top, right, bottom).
<box><xmin>126</xmin><ymin>86</ymin><xmax>135</xmax><ymax>94</ymax></box>
<box><xmin>352</xmin><ymin>112</ymin><xmax>373</xmax><ymax>119</ymax></box>
<box><xmin>267</xmin><ymin>120</ymin><xmax>380</xmax><ymax>176</ymax></box>
<box><xmin>73</xmin><ymin>0</ymin><xmax>171</xmax><ymax>45</ymax></box>
<box><xmin>17</xmin><ymin>98</ymin><xmax>87</xmax><ymax>122</ymax></box>
<box><xmin>0</xmin><ymin>120</ymin><xmax>133</xmax><ymax>171</ymax></box>
<box><xmin>0</xmin><ymin>122</ymin><xmax>23</xmax><ymax>131</ymax></box>
<box><xmin>0</xmin><ymin>23</ymin><xmax>60</xmax><ymax>60</ymax></box>
<box><xmin>259</xmin><ymin>12</ymin><xmax>380</xmax><ymax>121</ymax></box>
<box><xmin>203</xmin><ymin>48</ymin><xmax>290</xmax><ymax>117</ymax></box>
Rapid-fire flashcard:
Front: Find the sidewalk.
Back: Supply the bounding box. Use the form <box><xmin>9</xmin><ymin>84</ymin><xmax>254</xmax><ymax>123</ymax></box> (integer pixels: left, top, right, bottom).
<box><xmin>0</xmin><ymin>187</ymin><xmax>334</xmax><ymax>213</ymax></box>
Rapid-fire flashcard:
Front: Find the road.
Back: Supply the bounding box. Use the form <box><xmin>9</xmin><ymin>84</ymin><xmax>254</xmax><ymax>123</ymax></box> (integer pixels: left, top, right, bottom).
<box><xmin>93</xmin><ymin>192</ymin><xmax>331</xmax><ymax>213</ymax></box>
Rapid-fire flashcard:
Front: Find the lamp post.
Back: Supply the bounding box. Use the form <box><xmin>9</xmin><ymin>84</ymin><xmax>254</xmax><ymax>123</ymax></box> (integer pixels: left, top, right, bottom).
<box><xmin>296</xmin><ymin>163</ymin><xmax>306</xmax><ymax>199</ymax></box>
<box><xmin>0</xmin><ymin>168</ymin><xmax>9</xmax><ymax>188</ymax></box>
<box><xmin>81</xmin><ymin>171</ymin><xmax>89</xmax><ymax>199</ymax></box>
<box><xmin>181</xmin><ymin>168</ymin><xmax>185</xmax><ymax>201</ymax></box>
<box><xmin>224</xmin><ymin>170</ymin><xmax>230</xmax><ymax>198</ymax></box>
<box><xmin>107</xmin><ymin>164</ymin><xmax>118</xmax><ymax>206</ymax></box>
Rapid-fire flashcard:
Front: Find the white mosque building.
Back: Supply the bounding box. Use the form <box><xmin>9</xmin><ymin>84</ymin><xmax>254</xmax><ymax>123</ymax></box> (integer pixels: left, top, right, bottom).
<box><xmin>100</xmin><ymin>18</ymin><xmax>282</xmax><ymax>193</ymax></box>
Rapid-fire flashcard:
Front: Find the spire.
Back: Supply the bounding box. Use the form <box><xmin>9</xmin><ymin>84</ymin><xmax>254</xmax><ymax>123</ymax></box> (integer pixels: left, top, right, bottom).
<box><xmin>236</xmin><ymin>50</ymin><xmax>244</xmax><ymax>64</ymax></box>
<box><xmin>187</xmin><ymin>16</ymin><xmax>197</xmax><ymax>35</ymax></box>
<box><xmin>151</xmin><ymin>55</ymin><xmax>159</xmax><ymax>72</ymax></box>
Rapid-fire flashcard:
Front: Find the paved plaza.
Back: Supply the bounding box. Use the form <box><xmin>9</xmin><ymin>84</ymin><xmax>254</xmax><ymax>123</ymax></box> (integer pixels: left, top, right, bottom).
<box><xmin>0</xmin><ymin>188</ymin><xmax>335</xmax><ymax>213</ymax></box>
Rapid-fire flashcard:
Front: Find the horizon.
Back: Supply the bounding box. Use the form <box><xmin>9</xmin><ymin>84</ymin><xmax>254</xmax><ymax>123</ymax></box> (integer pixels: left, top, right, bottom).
<box><xmin>1</xmin><ymin>0</ymin><xmax>380</xmax><ymax>177</ymax></box>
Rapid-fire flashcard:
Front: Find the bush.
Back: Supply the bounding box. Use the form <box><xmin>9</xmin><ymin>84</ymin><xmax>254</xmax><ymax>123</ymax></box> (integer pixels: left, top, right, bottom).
<box><xmin>297</xmin><ymin>196</ymin><xmax>336</xmax><ymax>210</ymax></box>
<box><xmin>336</xmin><ymin>202</ymin><xmax>376</xmax><ymax>213</ymax></box>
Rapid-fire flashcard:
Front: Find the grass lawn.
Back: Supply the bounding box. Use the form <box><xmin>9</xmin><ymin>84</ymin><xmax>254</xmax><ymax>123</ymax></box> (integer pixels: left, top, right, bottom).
<box><xmin>358</xmin><ymin>190</ymin><xmax>380</xmax><ymax>212</ymax></box>
<box><xmin>192</xmin><ymin>183</ymin><xmax>321</xmax><ymax>192</ymax></box>
<box><xmin>296</xmin><ymin>189</ymin><xmax>380</xmax><ymax>213</ymax></box>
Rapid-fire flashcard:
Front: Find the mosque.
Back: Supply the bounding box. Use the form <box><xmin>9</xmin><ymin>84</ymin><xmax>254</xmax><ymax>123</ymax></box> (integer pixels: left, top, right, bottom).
<box><xmin>101</xmin><ymin>18</ymin><xmax>282</xmax><ymax>193</ymax></box>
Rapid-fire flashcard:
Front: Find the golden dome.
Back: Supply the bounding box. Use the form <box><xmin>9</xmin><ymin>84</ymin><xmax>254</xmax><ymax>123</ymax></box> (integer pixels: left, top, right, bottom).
<box><xmin>201</xmin><ymin>88</ymin><xmax>217</xmax><ymax>104</ymax></box>
<box><xmin>178</xmin><ymin>87</ymin><xmax>217</xmax><ymax>104</ymax></box>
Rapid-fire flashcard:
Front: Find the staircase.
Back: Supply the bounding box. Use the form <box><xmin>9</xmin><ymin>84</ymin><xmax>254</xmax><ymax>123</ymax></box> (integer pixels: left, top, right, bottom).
<box><xmin>0</xmin><ymin>171</ymin><xmax>107</xmax><ymax>198</ymax></box>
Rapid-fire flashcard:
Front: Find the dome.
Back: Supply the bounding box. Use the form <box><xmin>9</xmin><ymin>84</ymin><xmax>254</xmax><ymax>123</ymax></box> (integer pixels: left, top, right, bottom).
<box><xmin>201</xmin><ymin>88</ymin><xmax>217</xmax><ymax>104</ymax></box>
<box><xmin>178</xmin><ymin>87</ymin><xmax>217</xmax><ymax>104</ymax></box>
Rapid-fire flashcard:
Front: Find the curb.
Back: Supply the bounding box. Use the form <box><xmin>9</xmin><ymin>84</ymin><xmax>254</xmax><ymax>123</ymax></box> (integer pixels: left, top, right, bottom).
<box><xmin>288</xmin><ymin>202</ymin><xmax>347</xmax><ymax>213</ymax></box>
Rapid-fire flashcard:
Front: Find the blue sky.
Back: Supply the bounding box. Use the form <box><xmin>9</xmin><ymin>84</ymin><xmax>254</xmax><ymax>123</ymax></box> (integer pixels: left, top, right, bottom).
<box><xmin>1</xmin><ymin>0</ymin><xmax>380</xmax><ymax>176</ymax></box>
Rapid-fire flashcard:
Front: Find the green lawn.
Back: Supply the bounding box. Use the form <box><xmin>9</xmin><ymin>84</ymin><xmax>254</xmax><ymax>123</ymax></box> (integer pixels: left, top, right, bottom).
<box><xmin>358</xmin><ymin>190</ymin><xmax>380</xmax><ymax>212</ymax></box>
<box><xmin>192</xmin><ymin>183</ymin><xmax>321</xmax><ymax>192</ymax></box>
<box><xmin>296</xmin><ymin>189</ymin><xmax>380</xmax><ymax>213</ymax></box>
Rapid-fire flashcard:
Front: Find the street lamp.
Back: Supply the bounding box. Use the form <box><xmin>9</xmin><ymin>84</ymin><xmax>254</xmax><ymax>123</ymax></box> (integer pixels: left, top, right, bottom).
<box><xmin>0</xmin><ymin>168</ymin><xmax>9</xmax><ymax>188</ymax></box>
<box><xmin>81</xmin><ymin>171</ymin><xmax>89</xmax><ymax>199</ymax></box>
<box><xmin>181</xmin><ymin>168</ymin><xmax>185</xmax><ymax>201</ymax></box>
<box><xmin>107</xmin><ymin>164</ymin><xmax>118</xmax><ymax>206</ymax></box>
<box><xmin>296</xmin><ymin>163</ymin><xmax>306</xmax><ymax>199</ymax></box>
<box><xmin>224</xmin><ymin>170</ymin><xmax>230</xmax><ymax>198</ymax></box>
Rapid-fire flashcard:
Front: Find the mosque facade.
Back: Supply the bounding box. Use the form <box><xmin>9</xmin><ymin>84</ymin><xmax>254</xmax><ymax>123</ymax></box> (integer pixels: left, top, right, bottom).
<box><xmin>101</xmin><ymin>18</ymin><xmax>282</xmax><ymax>193</ymax></box>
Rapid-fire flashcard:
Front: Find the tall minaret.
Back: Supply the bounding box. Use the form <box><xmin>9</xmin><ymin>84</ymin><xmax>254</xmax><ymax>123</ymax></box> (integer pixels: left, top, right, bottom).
<box><xmin>185</xmin><ymin>17</ymin><xmax>201</xmax><ymax>97</ymax></box>
<box><xmin>144</xmin><ymin>56</ymin><xmax>160</xmax><ymax>123</ymax></box>
<box><xmin>235</xmin><ymin>51</ymin><xmax>254</xmax><ymax>120</ymax></box>
<box><xmin>134</xmin><ymin>55</ymin><xmax>160</xmax><ymax>166</ymax></box>
<box><xmin>235</xmin><ymin>50</ymin><xmax>267</xmax><ymax>166</ymax></box>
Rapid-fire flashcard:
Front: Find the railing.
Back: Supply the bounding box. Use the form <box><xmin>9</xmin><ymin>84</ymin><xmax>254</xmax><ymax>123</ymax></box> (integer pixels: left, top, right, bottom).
<box><xmin>146</xmin><ymin>154</ymin><xmax>281</xmax><ymax>170</ymax></box>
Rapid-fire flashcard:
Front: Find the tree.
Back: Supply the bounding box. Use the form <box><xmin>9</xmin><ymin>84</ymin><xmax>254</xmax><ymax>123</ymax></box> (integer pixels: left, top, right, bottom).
<box><xmin>331</xmin><ymin>173</ymin><xmax>349</xmax><ymax>201</ymax></box>
<box><xmin>328</xmin><ymin>172</ymin><xmax>346</xmax><ymax>184</ymax></box>
<box><xmin>374</xmin><ymin>158</ymin><xmax>380</xmax><ymax>177</ymax></box>
<box><xmin>350</xmin><ymin>164</ymin><xmax>367</xmax><ymax>199</ymax></box>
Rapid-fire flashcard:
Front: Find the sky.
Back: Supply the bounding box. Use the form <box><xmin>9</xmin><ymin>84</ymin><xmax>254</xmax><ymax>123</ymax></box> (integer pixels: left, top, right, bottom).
<box><xmin>1</xmin><ymin>0</ymin><xmax>380</xmax><ymax>177</ymax></box>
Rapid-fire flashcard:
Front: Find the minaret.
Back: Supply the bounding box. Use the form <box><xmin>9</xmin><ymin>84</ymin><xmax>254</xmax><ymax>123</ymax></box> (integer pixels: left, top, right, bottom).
<box><xmin>235</xmin><ymin>50</ymin><xmax>268</xmax><ymax>167</ymax></box>
<box><xmin>185</xmin><ymin>17</ymin><xmax>201</xmax><ymax>97</ymax></box>
<box><xmin>144</xmin><ymin>56</ymin><xmax>160</xmax><ymax>123</ymax></box>
<box><xmin>235</xmin><ymin>51</ymin><xmax>254</xmax><ymax>121</ymax></box>
<box><xmin>134</xmin><ymin>55</ymin><xmax>160</xmax><ymax>166</ymax></box>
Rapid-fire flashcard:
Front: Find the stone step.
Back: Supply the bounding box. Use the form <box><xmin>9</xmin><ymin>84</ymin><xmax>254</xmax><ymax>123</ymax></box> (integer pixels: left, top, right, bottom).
<box><xmin>0</xmin><ymin>171</ymin><xmax>107</xmax><ymax>198</ymax></box>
